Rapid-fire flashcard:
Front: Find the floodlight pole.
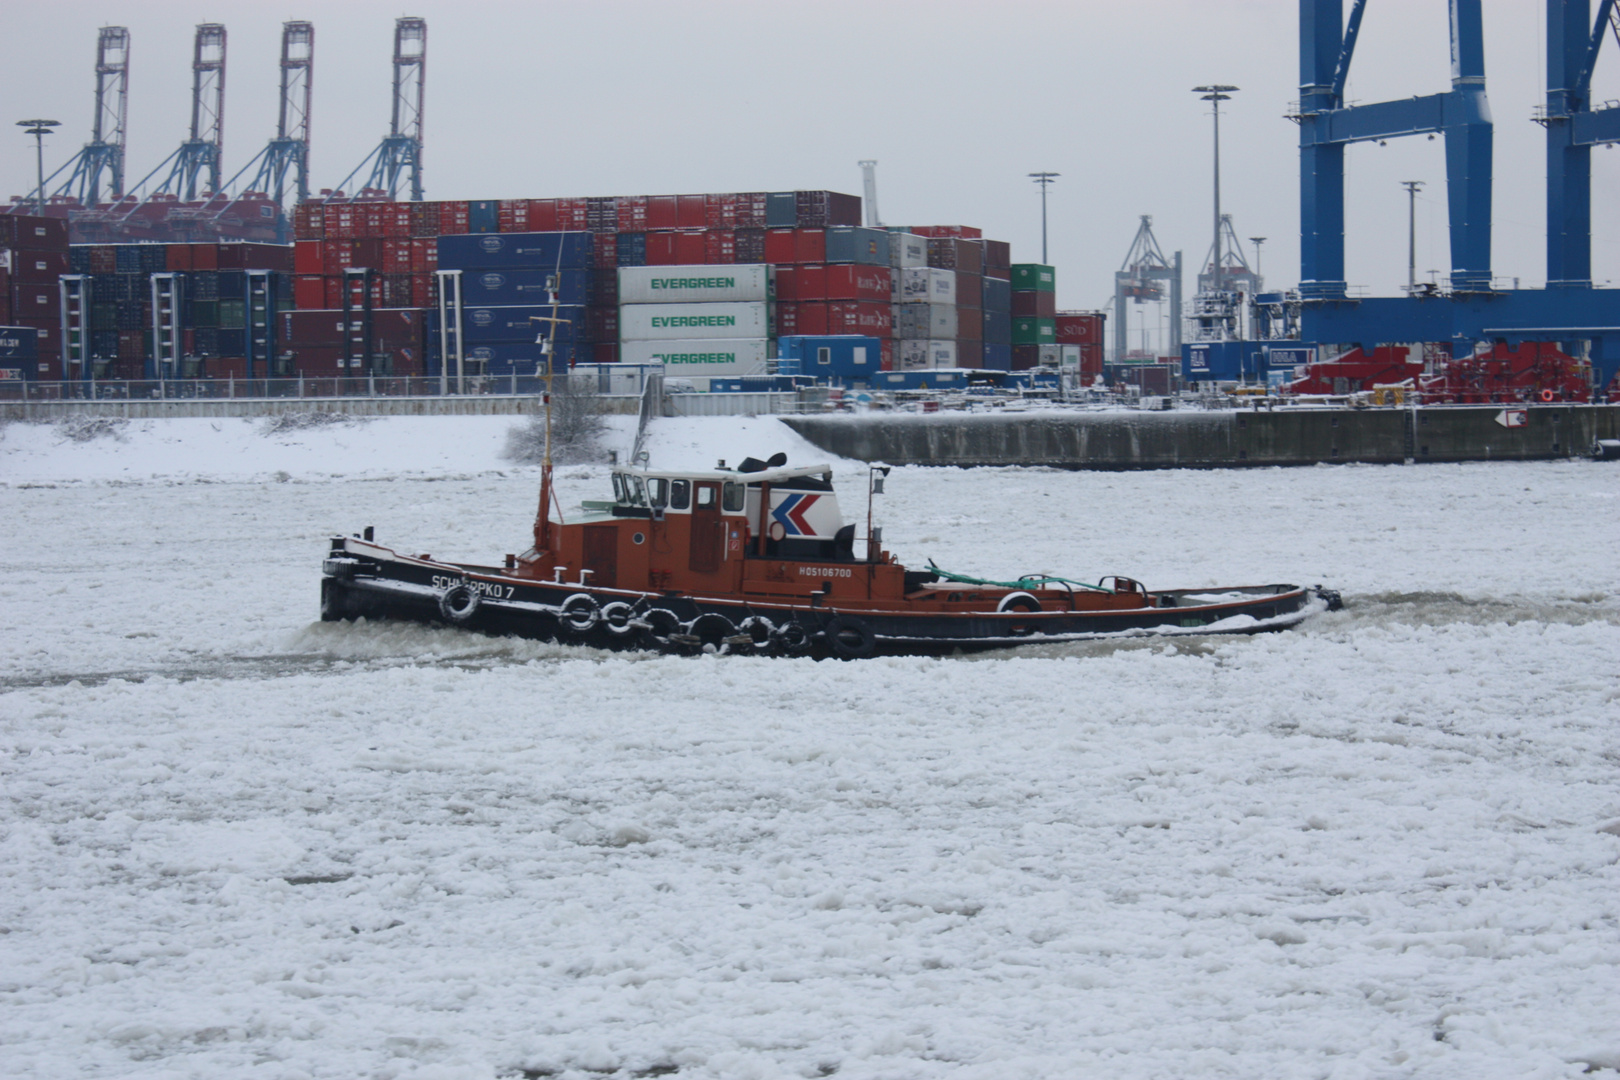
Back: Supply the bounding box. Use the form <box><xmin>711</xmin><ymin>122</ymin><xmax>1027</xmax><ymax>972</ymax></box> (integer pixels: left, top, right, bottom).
<box><xmin>18</xmin><ymin>119</ymin><xmax>61</xmax><ymax>215</ymax></box>
<box><xmin>1029</xmin><ymin>172</ymin><xmax>1059</xmax><ymax>263</ymax></box>
<box><xmin>1400</xmin><ymin>181</ymin><xmax>1425</xmax><ymax>290</ymax></box>
<box><xmin>1193</xmin><ymin>86</ymin><xmax>1238</xmax><ymax>287</ymax></box>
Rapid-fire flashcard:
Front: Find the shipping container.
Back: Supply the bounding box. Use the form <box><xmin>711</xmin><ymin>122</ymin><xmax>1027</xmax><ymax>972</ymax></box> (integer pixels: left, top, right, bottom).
<box><xmin>455</xmin><ymin>268</ymin><xmax>592</xmax><ymax>307</ymax></box>
<box><xmin>765</xmin><ymin>192</ymin><xmax>798</xmax><ymax>228</ymax></box>
<box><xmin>526</xmin><ymin>199</ymin><xmax>559</xmax><ymax>232</ymax></box>
<box><xmin>900</xmin><ymin>267</ymin><xmax>956</xmax><ymax>305</ymax></box>
<box><xmin>886</xmin><ymin>231</ymin><xmax>928</xmax><ymax>269</ymax></box>
<box><xmin>619</xmin><ymin>337</ymin><xmax>769</xmax><ymax>377</ymax></box>
<box><xmin>616</xmin><ymin>232</ymin><xmax>647</xmax><ymax>267</ymax></box>
<box><xmin>619</xmin><ymin>301</ymin><xmax>771</xmax><ymax>341</ymax></box>
<box><xmin>955</xmin><ymin>271</ymin><xmax>983</xmax><ymax>309</ymax></box>
<box><xmin>982</xmin><ymin>239</ymin><xmax>1012</xmax><ymax>270</ymax></box>
<box><xmin>1055</xmin><ymin>311</ymin><xmax>1105</xmax><ymax>344</ymax></box>
<box><xmin>982</xmin><ymin>275</ymin><xmax>1011</xmax><ymax>313</ymax></box>
<box><xmin>821</xmin><ymin>264</ymin><xmax>890</xmax><ymax>303</ymax></box>
<box><xmin>704</xmin><ymin>192</ymin><xmax>737</xmax><ymax>228</ymax></box>
<box><xmin>618</xmin><ymin>264</ymin><xmax>772</xmax><ymax>305</ymax></box>
<box><xmin>468</xmin><ymin>200</ymin><xmax>500</xmax><ymax>233</ymax></box>
<box><xmin>926</xmin><ymin>237</ymin><xmax>983</xmax><ymax>274</ymax></box>
<box><xmin>734</xmin><ymin>228</ymin><xmax>766</xmax><ymax>263</ymax></box>
<box><xmin>702</xmin><ymin>228</ymin><xmax>735</xmax><ymax>265</ymax></box>
<box><xmin>673</xmin><ymin>230</ymin><xmax>707</xmax><ymax>265</ymax></box>
<box><xmin>293</xmin><ymin>275</ymin><xmax>325</xmax><ymax>309</ymax></box>
<box><xmin>735</xmin><ymin>193</ymin><xmax>768</xmax><ymax>229</ymax></box>
<box><xmin>1011</xmin><ymin>290</ymin><xmax>1057</xmax><ymax>318</ymax></box>
<box><xmin>894</xmin><ymin>302</ymin><xmax>957</xmax><ymax>339</ymax></box>
<box><xmin>980</xmin><ymin>342</ymin><xmax>1012</xmax><ymax>371</ymax></box>
<box><xmin>1010</xmin><ymin>263</ymin><xmax>1056</xmax><ymax>291</ymax></box>
<box><xmin>823</xmin><ymin>226</ymin><xmax>889</xmax><ymax>266</ymax></box>
<box><xmin>778</xmin><ymin>301</ymin><xmax>890</xmax><ymax>337</ymax></box>
<box><xmin>676</xmin><ymin>194</ymin><xmax>708</xmax><ymax>228</ymax></box>
<box><xmin>9</xmin><ymin>250</ymin><xmax>68</xmax><ymax>283</ymax></box>
<box><xmin>910</xmin><ymin>225</ymin><xmax>982</xmax><ymax>240</ymax></box>
<box><xmin>646</xmin><ymin>195</ymin><xmax>678</xmax><ymax>230</ymax></box>
<box><xmin>956</xmin><ymin>309</ymin><xmax>983</xmax><ymax>341</ymax></box>
<box><xmin>294</xmin><ymin>240</ymin><xmax>324</xmax><ymax>275</ymax></box>
<box><xmin>1011</xmin><ymin>316</ymin><xmax>1056</xmax><ymax>345</ymax></box>
<box><xmin>437</xmin><ymin>231</ymin><xmax>595</xmax><ymax>271</ymax></box>
<box><xmin>280</xmin><ymin>309</ymin><xmax>346</xmax><ymax>346</ymax></box>
<box><xmin>794</xmin><ymin>190</ymin><xmax>862</xmax><ymax>228</ymax></box>
<box><xmin>450</xmin><ymin>304</ymin><xmax>586</xmax><ymax>343</ymax></box>
<box><xmin>982</xmin><ymin>309</ymin><xmax>1012</xmax><ymax>346</ymax></box>
<box><xmin>764</xmin><ymin>228</ymin><xmax>796</xmax><ymax>265</ymax></box>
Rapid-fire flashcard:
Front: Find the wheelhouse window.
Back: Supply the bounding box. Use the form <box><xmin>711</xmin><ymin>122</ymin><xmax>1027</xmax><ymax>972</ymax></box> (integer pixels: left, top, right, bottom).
<box><xmin>611</xmin><ymin>473</ymin><xmax>627</xmax><ymax>504</ymax></box>
<box><xmin>626</xmin><ymin>475</ymin><xmax>648</xmax><ymax>507</ymax></box>
<box><xmin>722</xmin><ymin>481</ymin><xmax>745</xmax><ymax>513</ymax></box>
<box><xmin>647</xmin><ymin>478</ymin><xmax>669</xmax><ymax>508</ymax></box>
<box><xmin>670</xmin><ymin>479</ymin><xmax>691</xmax><ymax>510</ymax></box>
<box><xmin>695</xmin><ymin>485</ymin><xmax>716</xmax><ymax>510</ymax></box>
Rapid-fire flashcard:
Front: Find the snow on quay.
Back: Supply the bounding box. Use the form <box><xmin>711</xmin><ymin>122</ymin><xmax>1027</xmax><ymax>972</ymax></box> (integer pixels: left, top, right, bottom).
<box><xmin>1</xmin><ymin>414</ymin><xmax>1618</xmax><ymax>1080</ymax></box>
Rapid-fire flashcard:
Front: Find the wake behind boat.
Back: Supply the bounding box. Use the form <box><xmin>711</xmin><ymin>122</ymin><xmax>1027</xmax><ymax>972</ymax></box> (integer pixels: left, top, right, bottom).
<box><xmin>320</xmin><ymin>452</ymin><xmax>1341</xmax><ymax>658</ymax></box>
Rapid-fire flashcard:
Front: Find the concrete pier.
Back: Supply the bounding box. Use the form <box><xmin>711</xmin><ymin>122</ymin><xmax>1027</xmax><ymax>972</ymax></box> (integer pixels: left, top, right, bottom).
<box><xmin>782</xmin><ymin>405</ymin><xmax>1620</xmax><ymax>468</ymax></box>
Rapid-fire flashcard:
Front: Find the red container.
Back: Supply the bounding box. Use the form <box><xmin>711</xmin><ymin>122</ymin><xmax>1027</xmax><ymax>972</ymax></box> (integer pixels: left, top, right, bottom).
<box><xmin>11</xmin><ymin>284</ymin><xmax>58</xmax><ymax>317</ymax></box>
<box><xmin>794</xmin><ymin>265</ymin><xmax>826</xmax><ymax>300</ymax></box>
<box><xmin>6</xmin><ymin>216</ymin><xmax>68</xmax><ymax>249</ymax></box>
<box><xmin>676</xmin><ymin>194</ymin><xmax>707</xmax><ymax>228</ymax></box>
<box><xmin>384</xmin><ymin>203</ymin><xmax>412</xmax><ymax>238</ymax></box>
<box><xmin>704</xmin><ymin>193</ymin><xmax>737</xmax><ymax>228</ymax></box>
<box><xmin>775</xmin><ymin>266</ymin><xmax>799</xmax><ymax>300</ymax></box>
<box><xmin>926</xmin><ymin>237</ymin><xmax>983</xmax><ymax>274</ymax></box>
<box><xmin>703</xmin><ymin>228</ymin><xmax>735</xmax><ymax>264</ymax></box>
<box><xmin>409</xmin><ymin>201</ymin><xmax>439</xmax><ymax>237</ymax></box>
<box><xmin>957</xmin><ymin>309</ymin><xmax>983</xmax><ymax>340</ymax></box>
<box><xmin>912</xmin><ymin>225</ymin><xmax>983</xmax><ymax>240</ymax></box>
<box><xmin>411</xmin><ymin>273</ymin><xmax>435</xmax><ymax>308</ymax></box>
<box><xmin>409</xmin><ymin>237</ymin><xmax>437</xmax><ymax>274</ymax></box>
<box><xmin>954</xmin><ymin>271</ymin><xmax>983</xmax><ymax>309</ymax></box>
<box><xmin>165</xmin><ymin>243</ymin><xmax>193</xmax><ymax>271</ymax></box>
<box><xmin>777</xmin><ymin>302</ymin><xmax>819</xmax><ymax>336</ymax></box>
<box><xmin>381</xmin><ymin>274</ymin><xmax>413</xmax><ymax>307</ymax></box>
<box><xmin>982</xmin><ymin>239</ymin><xmax>1011</xmax><ymax>270</ymax></box>
<box><xmin>381</xmin><ymin>239</ymin><xmax>413</xmax><ymax>274</ymax></box>
<box><xmin>372</xmin><ymin>308</ymin><xmax>424</xmax><ymax>348</ymax></box>
<box><xmin>294</xmin><ymin>203</ymin><xmax>326</xmax><ymax>240</ymax></box>
<box><xmin>291</xmin><ymin>344</ymin><xmax>345</xmax><ymax>375</ymax></box>
<box><xmin>438</xmin><ymin>201</ymin><xmax>471</xmax><ymax>235</ymax></box>
<box><xmin>593</xmin><ymin>342</ymin><xmax>619</xmax><ymax>364</ymax></box>
<box><xmin>322</xmin><ymin>276</ymin><xmax>344</xmax><ymax>308</ymax></box>
<box><xmin>360</xmin><ymin>204</ymin><xmax>384</xmax><ymax>237</ymax></box>
<box><xmin>498</xmin><ymin>200</ymin><xmax>529</xmax><ymax>233</ymax></box>
<box><xmin>190</xmin><ymin>243</ymin><xmax>219</xmax><ymax>271</ymax></box>
<box><xmin>294</xmin><ymin>240</ymin><xmax>325</xmax><ymax>275</ymax></box>
<box><xmin>1012</xmin><ymin>291</ymin><xmax>1057</xmax><ymax>317</ymax></box>
<box><xmin>585</xmin><ymin>306</ymin><xmax>618</xmax><ymax>340</ymax></box>
<box><xmin>646</xmin><ymin>196</ymin><xmax>678</xmax><ymax>230</ymax></box>
<box><xmin>281</xmin><ymin>309</ymin><xmax>345</xmax><ymax>346</ymax></box>
<box><xmin>17</xmin><ymin>319</ymin><xmax>60</xmax><ymax>362</ymax></box>
<box><xmin>831</xmin><ymin>301</ymin><xmax>891</xmax><ymax>336</ymax></box>
<box><xmin>880</xmin><ymin>338</ymin><xmax>894</xmax><ymax>371</ymax></box>
<box><xmin>12</xmin><ymin>251</ymin><xmax>68</xmax><ymax>283</ymax></box>
<box><xmin>764</xmin><ymin>228</ymin><xmax>796</xmax><ymax>265</ymax></box>
<box><xmin>673</xmin><ymin>230</ymin><xmax>706</xmax><ymax>264</ymax></box>
<box><xmin>527</xmin><ymin>199</ymin><xmax>558</xmax><ymax>232</ymax></box>
<box><xmin>734</xmin><ymin>193</ymin><xmax>768</xmax><ymax>228</ymax></box>
<box><xmin>823</xmin><ymin>264</ymin><xmax>890</xmax><ymax>303</ymax></box>
<box><xmin>793</xmin><ymin>228</ymin><xmax>826</xmax><ymax>264</ymax></box>
<box><xmin>293</xmin><ymin>275</ymin><xmax>326</xmax><ymax>309</ymax></box>
<box><xmin>984</xmin><ymin>265</ymin><xmax>1010</xmax><ymax>281</ymax></box>
<box><xmin>644</xmin><ymin>232</ymin><xmax>677</xmax><ymax>266</ymax></box>
<box><xmin>554</xmin><ymin>198</ymin><xmax>589</xmax><ymax>231</ymax></box>
<box><xmin>594</xmin><ymin>232</ymin><xmax>618</xmax><ymax>269</ymax></box>
<box><xmin>351</xmin><ymin>239</ymin><xmax>383</xmax><ymax>269</ymax></box>
<box><xmin>1011</xmin><ymin>344</ymin><xmax>1042</xmax><ymax>370</ymax></box>
<box><xmin>117</xmin><ymin>329</ymin><xmax>145</xmax><ymax>359</ymax></box>
<box><xmin>616</xmin><ymin>196</ymin><xmax>648</xmax><ymax>231</ymax></box>
<box><xmin>735</xmin><ymin>227</ymin><xmax>766</xmax><ymax>262</ymax></box>
<box><xmin>1056</xmin><ymin>313</ymin><xmax>1104</xmax><ymax>344</ymax></box>
<box><xmin>89</xmin><ymin>246</ymin><xmax>118</xmax><ymax>273</ymax></box>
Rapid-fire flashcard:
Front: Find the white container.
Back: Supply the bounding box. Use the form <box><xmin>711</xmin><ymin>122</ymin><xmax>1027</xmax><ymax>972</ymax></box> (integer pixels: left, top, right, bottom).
<box><xmin>618</xmin><ymin>264</ymin><xmax>771</xmax><ymax>305</ymax></box>
<box><xmin>888</xmin><ymin>232</ymin><xmax>928</xmax><ymax>269</ymax></box>
<box><xmin>926</xmin><ymin>340</ymin><xmax>959</xmax><ymax>368</ymax></box>
<box><xmin>900</xmin><ymin>267</ymin><xmax>956</xmax><ymax>305</ymax></box>
<box><xmin>619</xmin><ymin>302</ymin><xmax>771</xmax><ymax>341</ymax></box>
<box><xmin>619</xmin><ymin>337</ymin><xmax>769</xmax><ymax>377</ymax></box>
<box><xmin>897</xmin><ymin>339</ymin><xmax>930</xmax><ymax>369</ymax></box>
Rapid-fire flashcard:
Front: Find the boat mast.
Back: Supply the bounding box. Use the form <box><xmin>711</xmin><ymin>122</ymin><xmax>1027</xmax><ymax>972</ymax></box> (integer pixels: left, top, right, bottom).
<box><xmin>529</xmin><ymin>255</ymin><xmax>569</xmax><ymax>555</ymax></box>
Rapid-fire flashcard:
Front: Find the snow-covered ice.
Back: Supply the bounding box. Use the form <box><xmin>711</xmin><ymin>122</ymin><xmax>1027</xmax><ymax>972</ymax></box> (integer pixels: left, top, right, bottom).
<box><xmin>1</xmin><ymin>414</ymin><xmax>1617</xmax><ymax>1079</ymax></box>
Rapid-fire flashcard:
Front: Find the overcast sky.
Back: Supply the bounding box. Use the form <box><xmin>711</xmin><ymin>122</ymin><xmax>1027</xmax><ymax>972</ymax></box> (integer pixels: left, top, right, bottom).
<box><xmin>4</xmin><ymin>0</ymin><xmax>1615</xmax><ymax>349</ymax></box>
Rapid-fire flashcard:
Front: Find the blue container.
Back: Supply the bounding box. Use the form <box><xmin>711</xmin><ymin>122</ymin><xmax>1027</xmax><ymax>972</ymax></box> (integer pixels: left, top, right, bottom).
<box><xmin>437</xmin><ymin>231</ymin><xmax>595</xmax><ymax>271</ymax></box>
<box><xmin>468</xmin><ymin>200</ymin><xmax>500</xmax><ymax>233</ymax></box>
<box><xmin>616</xmin><ymin>232</ymin><xmax>646</xmax><ymax>267</ymax></box>
<box><xmin>0</xmin><ymin>325</ymin><xmax>40</xmax><ymax>359</ymax></box>
<box><xmin>139</xmin><ymin>245</ymin><xmax>168</xmax><ymax>272</ymax></box>
<box><xmin>190</xmin><ymin>271</ymin><xmax>220</xmax><ymax>301</ymax></box>
<box><xmin>980</xmin><ymin>342</ymin><xmax>1012</xmax><ymax>371</ymax></box>
<box><xmin>428</xmin><ymin>304</ymin><xmax>585</xmax><ymax>344</ymax></box>
<box><xmin>114</xmin><ymin>245</ymin><xmax>141</xmax><ymax>273</ymax></box>
<box><xmin>823</xmin><ymin>227</ymin><xmax>890</xmax><ymax>266</ymax></box>
<box><xmin>92</xmin><ymin>329</ymin><xmax>120</xmax><ymax>356</ymax></box>
<box><xmin>982</xmin><ymin>275</ymin><xmax>1011</xmax><ymax>313</ymax></box>
<box><xmin>216</xmin><ymin>329</ymin><xmax>246</xmax><ymax>357</ymax></box>
<box><xmin>114</xmin><ymin>273</ymin><xmax>144</xmax><ymax>302</ymax></box>
<box><xmin>69</xmin><ymin>247</ymin><xmax>92</xmax><ymax>273</ymax></box>
<box><xmin>459</xmin><ymin>268</ymin><xmax>591</xmax><ymax>307</ymax></box>
<box><xmin>765</xmin><ymin>192</ymin><xmax>798</xmax><ymax>228</ymax></box>
<box><xmin>427</xmin><ymin>341</ymin><xmax>581</xmax><ymax>376</ymax></box>
<box><xmin>776</xmin><ymin>335</ymin><xmax>882</xmax><ymax>381</ymax></box>
<box><xmin>115</xmin><ymin>300</ymin><xmax>144</xmax><ymax>329</ymax></box>
<box><xmin>982</xmin><ymin>309</ymin><xmax>1012</xmax><ymax>345</ymax></box>
<box><xmin>218</xmin><ymin>270</ymin><xmax>246</xmax><ymax>300</ymax></box>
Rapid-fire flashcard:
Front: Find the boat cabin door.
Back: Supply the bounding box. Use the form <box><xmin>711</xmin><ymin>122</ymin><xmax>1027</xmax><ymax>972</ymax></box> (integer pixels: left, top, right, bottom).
<box><xmin>688</xmin><ymin>482</ymin><xmax>722</xmax><ymax>573</ymax></box>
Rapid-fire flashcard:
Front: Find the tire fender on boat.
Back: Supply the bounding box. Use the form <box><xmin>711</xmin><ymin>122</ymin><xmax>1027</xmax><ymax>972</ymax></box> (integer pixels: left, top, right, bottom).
<box><xmin>638</xmin><ymin>608</ymin><xmax>682</xmax><ymax>652</ymax></box>
<box><xmin>559</xmin><ymin>593</ymin><xmax>600</xmax><ymax>634</ymax></box>
<box><xmin>689</xmin><ymin>613</ymin><xmax>736</xmax><ymax>653</ymax></box>
<box><xmin>600</xmin><ymin>601</ymin><xmax>637</xmax><ymax>637</ymax></box>
<box><xmin>824</xmin><ymin>615</ymin><xmax>877</xmax><ymax>660</ymax></box>
<box><xmin>776</xmin><ymin>619</ymin><xmax>814</xmax><ymax>656</ymax></box>
<box><xmin>438</xmin><ymin>583</ymin><xmax>481</xmax><ymax>624</ymax></box>
<box><xmin>738</xmin><ymin>615</ymin><xmax>776</xmax><ymax>652</ymax></box>
<box><xmin>997</xmin><ymin>591</ymin><xmax>1041</xmax><ymax>613</ymax></box>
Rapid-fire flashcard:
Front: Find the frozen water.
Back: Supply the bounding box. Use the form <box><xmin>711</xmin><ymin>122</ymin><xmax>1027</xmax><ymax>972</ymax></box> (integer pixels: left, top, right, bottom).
<box><xmin>1</xmin><ymin>415</ymin><xmax>1617</xmax><ymax>1079</ymax></box>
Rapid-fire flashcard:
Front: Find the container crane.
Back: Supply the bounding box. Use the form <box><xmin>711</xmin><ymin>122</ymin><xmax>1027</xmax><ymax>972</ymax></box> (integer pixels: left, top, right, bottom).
<box><xmin>127</xmin><ymin>24</ymin><xmax>227</xmax><ymax>202</ymax></box>
<box><xmin>214</xmin><ymin>21</ymin><xmax>313</xmax><ymax>242</ymax></box>
<box><xmin>331</xmin><ymin>17</ymin><xmax>425</xmax><ymax>201</ymax></box>
<box><xmin>40</xmin><ymin>27</ymin><xmax>130</xmax><ymax>208</ymax></box>
<box><xmin>859</xmin><ymin>160</ymin><xmax>881</xmax><ymax>227</ymax></box>
<box><xmin>1113</xmin><ymin>215</ymin><xmax>1182</xmax><ymax>361</ymax></box>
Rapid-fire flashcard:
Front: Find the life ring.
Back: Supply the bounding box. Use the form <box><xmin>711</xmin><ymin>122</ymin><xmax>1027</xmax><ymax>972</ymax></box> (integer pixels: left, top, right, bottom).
<box><xmin>997</xmin><ymin>591</ymin><xmax>1041</xmax><ymax>613</ymax></box>
<box><xmin>738</xmin><ymin>615</ymin><xmax>777</xmax><ymax>653</ymax></box>
<box><xmin>776</xmin><ymin>619</ymin><xmax>814</xmax><ymax>657</ymax></box>
<box><xmin>438</xmin><ymin>583</ymin><xmax>481</xmax><ymax>623</ymax></box>
<box><xmin>688</xmin><ymin>613</ymin><xmax>736</xmax><ymax>653</ymax></box>
<box><xmin>600</xmin><ymin>601</ymin><xmax>637</xmax><ymax>637</ymax></box>
<box><xmin>638</xmin><ymin>608</ymin><xmax>682</xmax><ymax>652</ymax></box>
<box><xmin>1540</xmin><ymin>389</ymin><xmax>1555</xmax><ymax>403</ymax></box>
<box><xmin>823</xmin><ymin>615</ymin><xmax>877</xmax><ymax>660</ymax></box>
<box><xmin>558</xmin><ymin>593</ymin><xmax>600</xmax><ymax>635</ymax></box>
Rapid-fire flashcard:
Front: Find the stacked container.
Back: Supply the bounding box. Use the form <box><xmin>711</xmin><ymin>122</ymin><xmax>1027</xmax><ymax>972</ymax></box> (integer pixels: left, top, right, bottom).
<box><xmin>618</xmin><ymin>264</ymin><xmax>773</xmax><ymax>381</ymax></box>
<box><xmin>2</xmin><ymin>215</ymin><xmax>71</xmax><ymax>378</ymax></box>
<box><xmin>1055</xmin><ymin>311</ymin><xmax>1106</xmax><ymax>380</ymax></box>
<box><xmin>430</xmin><ymin>231</ymin><xmax>595</xmax><ymax>378</ymax></box>
<box><xmin>1010</xmin><ymin>263</ymin><xmax>1058</xmax><ymax>369</ymax></box>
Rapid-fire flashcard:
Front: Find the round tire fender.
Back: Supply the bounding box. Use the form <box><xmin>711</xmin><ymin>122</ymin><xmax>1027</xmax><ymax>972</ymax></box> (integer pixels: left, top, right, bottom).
<box><xmin>558</xmin><ymin>593</ymin><xmax>600</xmax><ymax>634</ymax></box>
<box><xmin>737</xmin><ymin>615</ymin><xmax>776</xmax><ymax>653</ymax></box>
<box><xmin>997</xmin><ymin>591</ymin><xmax>1041</xmax><ymax>613</ymax></box>
<box><xmin>638</xmin><ymin>608</ymin><xmax>682</xmax><ymax>652</ymax></box>
<box><xmin>439</xmin><ymin>583</ymin><xmax>481</xmax><ymax>624</ymax></box>
<box><xmin>776</xmin><ymin>619</ymin><xmax>814</xmax><ymax>657</ymax></box>
<box><xmin>689</xmin><ymin>613</ymin><xmax>736</xmax><ymax>653</ymax></box>
<box><xmin>600</xmin><ymin>601</ymin><xmax>637</xmax><ymax>637</ymax></box>
<box><xmin>823</xmin><ymin>615</ymin><xmax>877</xmax><ymax>660</ymax></box>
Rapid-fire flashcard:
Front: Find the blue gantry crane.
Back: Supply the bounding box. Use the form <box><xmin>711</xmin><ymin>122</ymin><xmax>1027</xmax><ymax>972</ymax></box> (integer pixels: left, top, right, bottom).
<box><xmin>211</xmin><ymin>21</ymin><xmax>314</xmax><ymax>243</ymax></box>
<box><xmin>329</xmin><ymin>17</ymin><xmax>426</xmax><ymax>202</ymax></box>
<box><xmin>39</xmin><ymin>27</ymin><xmax>131</xmax><ymax>209</ymax></box>
<box><xmin>1292</xmin><ymin>0</ymin><xmax>1620</xmax><ymax>395</ymax></box>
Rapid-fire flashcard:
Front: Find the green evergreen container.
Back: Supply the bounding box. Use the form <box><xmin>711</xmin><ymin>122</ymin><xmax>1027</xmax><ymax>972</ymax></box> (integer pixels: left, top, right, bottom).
<box><xmin>1010</xmin><ymin>264</ymin><xmax>1056</xmax><ymax>292</ymax></box>
<box><xmin>1011</xmin><ymin>317</ymin><xmax>1056</xmax><ymax>345</ymax></box>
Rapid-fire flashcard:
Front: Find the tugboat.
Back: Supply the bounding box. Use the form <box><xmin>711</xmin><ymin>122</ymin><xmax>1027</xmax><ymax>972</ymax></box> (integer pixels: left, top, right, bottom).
<box><xmin>320</xmin><ymin>453</ymin><xmax>1341</xmax><ymax>659</ymax></box>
